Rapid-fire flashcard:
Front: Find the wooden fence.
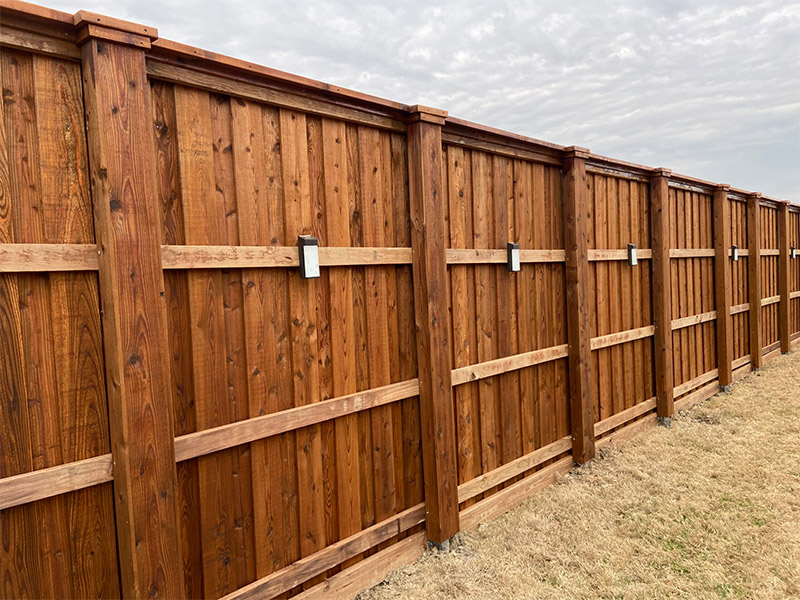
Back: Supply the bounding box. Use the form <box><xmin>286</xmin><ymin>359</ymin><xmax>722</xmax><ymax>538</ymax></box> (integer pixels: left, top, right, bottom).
<box><xmin>0</xmin><ymin>2</ymin><xmax>798</xmax><ymax>598</ymax></box>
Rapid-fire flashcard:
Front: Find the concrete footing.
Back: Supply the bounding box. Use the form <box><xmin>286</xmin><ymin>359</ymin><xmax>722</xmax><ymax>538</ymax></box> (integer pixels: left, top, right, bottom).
<box><xmin>657</xmin><ymin>416</ymin><xmax>671</xmax><ymax>428</ymax></box>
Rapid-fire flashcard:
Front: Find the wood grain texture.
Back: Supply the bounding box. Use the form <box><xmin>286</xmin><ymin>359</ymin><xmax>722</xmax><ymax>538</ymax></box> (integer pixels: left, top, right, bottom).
<box><xmin>748</xmin><ymin>195</ymin><xmax>762</xmax><ymax>369</ymax></box>
<box><xmin>563</xmin><ymin>149</ymin><xmax>595</xmax><ymax>463</ymax></box>
<box><xmin>407</xmin><ymin>109</ymin><xmax>460</xmax><ymax>542</ymax></box>
<box><xmin>80</xmin><ymin>33</ymin><xmax>182</xmax><ymax>598</ymax></box>
<box><xmin>714</xmin><ymin>187</ymin><xmax>733</xmax><ymax>386</ymax></box>
<box><xmin>650</xmin><ymin>171</ymin><xmax>674</xmax><ymax>418</ymax></box>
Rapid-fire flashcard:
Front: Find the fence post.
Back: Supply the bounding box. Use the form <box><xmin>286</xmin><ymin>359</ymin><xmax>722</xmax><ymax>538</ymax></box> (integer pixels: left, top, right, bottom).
<box><xmin>76</xmin><ymin>13</ymin><xmax>184</xmax><ymax>598</ymax></box>
<box><xmin>779</xmin><ymin>202</ymin><xmax>791</xmax><ymax>353</ymax></box>
<box><xmin>407</xmin><ymin>105</ymin><xmax>460</xmax><ymax>545</ymax></box>
<box><xmin>713</xmin><ymin>185</ymin><xmax>733</xmax><ymax>390</ymax></box>
<box><xmin>562</xmin><ymin>147</ymin><xmax>595</xmax><ymax>464</ymax></box>
<box><xmin>650</xmin><ymin>169</ymin><xmax>674</xmax><ymax>422</ymax></box>
<box><xmin>748</xmin><ymin>193</ymin><xmax>763</xmax><ymax>369</ymax></box>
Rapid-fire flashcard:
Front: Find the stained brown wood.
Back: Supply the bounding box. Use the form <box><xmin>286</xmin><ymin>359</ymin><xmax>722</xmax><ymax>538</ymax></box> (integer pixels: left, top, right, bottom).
<box><xmin>161</xmin><ymin>244</ymin><xmax>411</xmax><ymax>268</ymax></box>
<box><xmin>451</xmin><ymin>344</ymin><xmax>569</xmax><ymax>386</ymax></box>
<box><xmin>407</xmin><ymin>106</ymin><xmax>460</xmax><ymax>542</ymax></box>
<box><xmin>173</xmin><ymin>379</ymin><xmax>419</xmax><ymax>462</ymax></box>
<box><xmin>221</xmin><ymin>504</ymin><xmax>425</xmax><ymax>600</ymax></box>
<box><xmin>457</xmin><ymin>437</ymin><xmax>572</xmax><ymax>503</ymax></box>
<box><xmin>0</xmin><ymin>242</ymin><xmax>98</xmax><ymax>271</ymax></box>
<box><xmin>778</xmin><ymin>203</ymin><xmax>790</xmax><ymax>352</ymax></box>
<box><xmin>748</xmin><ymin>195</ymin><xmax>763</xmax><ymax>369</ymax></box>
<box><xmin>650</xmin><ymin>169</ymin><xmax>674</xmax><ymax>419</ymax></box>
<box><xmin>78</xmin><ymin>23</ymin><xmax>184</xmax><ymax>599</ymax></box>
<box><xmin>293</xmin><ymin>533</ymin><xmax>426</xmax><ymax>600</ymax></box>
<box><xmin>0</xmin><ymin>455</ymin><xmax>112</xmax><ymax>510</ymax></box>
<box><xmin>459</xmin><ymin>456</ymin><xmax>573</xmax><ymax>533</ymax></box>
<box><xmin>594</xmin><ymin>397</ymin><xmax>657</xmax><ymax>437</ymax></box>
<box><xmin>713</xmin><ymin>186</ymin><xmax>733</xmax><ymax>387</ymax></box>
<box><xmin>445</xmin><ymin>248</ymin><xmax>565</xmax><ymax>263</ymax></box>
<box><xmin>563</xmin><ymin>147</ymin><xmax>595</xmax><ymax>463</ymax></box>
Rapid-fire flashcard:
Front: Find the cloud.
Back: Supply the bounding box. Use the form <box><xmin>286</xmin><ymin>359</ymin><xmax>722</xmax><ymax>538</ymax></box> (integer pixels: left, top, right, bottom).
<box><xmin>49</xmin><ymin>0</ymin><xmax>800</xmax><ymax>200</ymax></box>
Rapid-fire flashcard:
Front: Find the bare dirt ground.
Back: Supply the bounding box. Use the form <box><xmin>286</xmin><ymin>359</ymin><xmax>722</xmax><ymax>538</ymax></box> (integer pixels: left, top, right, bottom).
<box><xmin>359</xmin><ymin>353</ymin><xmax>800</xmax><ymax>600</ymax></box>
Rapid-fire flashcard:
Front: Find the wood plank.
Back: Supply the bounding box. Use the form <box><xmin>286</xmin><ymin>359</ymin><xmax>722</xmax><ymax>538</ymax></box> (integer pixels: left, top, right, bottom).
<box><xmin>0</xmin><ymin>242</ymin><xmax>97</xmax><ymax>271</ymax></box>
<box><xmin>671</xmin><ymin>311</ymin><xmax>717</xmax><ymax>331</ymax></box>
<box><xmin>220</xmin><ymin>504</ymin><xmax>425</xmax><ymax>600</ymax></box>
<box><xmin>595</xmin><ymin>414</ymin><xmax>658</xmax><ymax>451</ymax></box>
<box><xmin>593</xmin><ymin>398</ymin><xmax>657</xmax><ymax>438</ymax></box>
<box><xmin>146</xmin><ymin>61</ymin><xmax>405</xmax><ymax>132</ymax></box>
<box><xmin>761</xmin><ymin>295</ymin><xmax>781</xmax><ymax>307</ymax></box>
<box><xmin>674</xmin><ymin>380</ymin><xmax>719</xmax><ymax>413</ymax></box>
<box><xmin>669</xmin><ymin>248</ymin><xmax>715</xmax><ymax>258</ymax></box>
<box><xmin>0</xmin><ymin>455</ymin><xmax>112</xmax><ymax>510</ymax></box>
<box><xmin>457</xmin><ymin>437</ymin><xmax>572</xmax><ymax>503</ymax></box>
<box><xmin>445</xmin><ymin>248</ymin><xmax>565</xmax><ymax>264</ymax></box>
<box><xmin>321</xmin><ymin>116</ymin><xmax>363</xmax><ymax>557</ymax></box>
<box><xmin>441</xmin><ymin>132</ymin><xmax>562</xmax><ymax>166</ymax></box>
<box><xmin>79</xmin><ymin>26</ymin><xmax>184</xmax><ymax>599</ymax></box>
<box><xmin>590</xmin><ymin>325</ymin><xmax>654</xmax><ymax>351</ymax></box>
<box><xmin>673</xmin><ymin>369</ymin><xmax>719</xmax><ymax>398</ymax></box>
<box><xmin>748</xmin><ymin>195</ymin><xmax>762</xmax><ymax>369</ymax></box>
<box><xmin>459</xmin><ymin>456</ymin><xmax>573</xmax><ymax>533</ymax></box>
<box><xmin>779</xmin><ymin>203</ymin><xmax>791</xmax><ymax>352</ymax></box>
<box><xmin>407</xmin><ymin>106</ymin><xmax>460</xmax><ymax>543</ymax></box>
<box><xmin>588</xmin><ymin>248</ymin><xmax>652</xmax><ymax>261</ymax></box>
<box><xmin>563</xmin><ymin>147</ymin><xmax>595</xmax><ymax>464</ymax></box>
<box><xmin>292</xmin><ymin>533</ymin><xmax>427</xmax><ymax>600</ymax></box>
<box><xmin>791</xmin><ymin>291</ymin><xmax>800</xmax><ymax>300</ymax></box>
<box><xmin>731</xmin><ymin>302</ymin><xmax>750</xmax><ymax>315</ymax></box>
<box><xmin>161</xmin><ymin>244</ymin><xmax>411</xmax><ymax>268</ymax></box>
<box><xmin>451</xmin><ymin>344</ymin><xmax>569</xmax><ymax>386</ymax></box>
<box><xmin>714</xmin><ymin>186</ymin><xmax>733</xmax><ymax>387</ymax></box>
<box><xmin>0</xmin><ymin>25</ymin><xmax>82</xmax><ymax>60</ymax></box>
<box><xmin>761</xmin><ymin>248</ymin><xmax>780</xmax><ymax>256</ymax></box>
<box><xmin>650</xmin><ymin>169</ymin><xmax>675</xmax><ymax>419</ymax></box>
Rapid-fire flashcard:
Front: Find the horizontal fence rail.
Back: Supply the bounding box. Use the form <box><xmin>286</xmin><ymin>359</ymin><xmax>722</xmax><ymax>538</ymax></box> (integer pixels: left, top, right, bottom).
<box><xmin>0</xmin><ymin>2</ymin><xmax>798</xmax><ymax>600</ymax></box>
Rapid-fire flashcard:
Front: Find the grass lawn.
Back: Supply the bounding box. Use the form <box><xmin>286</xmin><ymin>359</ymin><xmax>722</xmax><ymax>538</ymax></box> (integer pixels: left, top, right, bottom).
<box><xmin>359</xmin><ymin>353</ymin><xmax>800</xmax><ymax>600</ymax></box>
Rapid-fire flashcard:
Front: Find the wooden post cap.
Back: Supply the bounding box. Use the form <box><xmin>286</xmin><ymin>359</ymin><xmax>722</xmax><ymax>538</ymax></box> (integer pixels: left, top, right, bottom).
<box><xmin>74</xmin><ymin>10</ymin><xmax>158</xmax><ymax>47</ymax></box>
<box><xmin>564</xmin><ymin>146</ymin><xmax>590</xmax><ymax>159</ymax></box>
<box><xmin>407</xmin><ymin>105</ymin><xmax>447</xmax><ymax>125</ymax></box>
<box><xmin>652</xmin><ymin>168</ymin><xmax>672</xmax><ymax>177</ymax></box>
<box><xmin>716</xmin><ymin>183</ymin><xmax>731</xmax><ymax>191</ymax></box>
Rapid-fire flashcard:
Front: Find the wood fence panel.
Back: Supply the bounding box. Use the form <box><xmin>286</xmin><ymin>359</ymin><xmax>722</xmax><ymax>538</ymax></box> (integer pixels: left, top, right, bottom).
<box><xmin>0</xmin><ymin>46</ymin><xmax>120</xmax><ymax>599</ymax></box>
<box><xmin>588</xmin><ymin>173</ymin><xmax>654</xmax><ymax>422</ymax></box>
<box><xmin>442</xmin><ymin>145</ymin><xmax>569</xmax><ymax>504</ymax></box>
<box><xmin>151</xmin><ymin>81</ymin><xmax>421</xmax><ymax>597</ymax></box>
<box><xmin>730</xmin><ymin>198</ymin><xmax>750</xmax><ymax>361</ymax></box>
<box><xmin>760</xmin><ymin>204</ymin><xmax>780</xmax><ymax>351</ymax></box>
<box><xmin>791</xmin><ymin>209</ymin><xmax>800</xmax><ymax>337</ymax></box>
<box><xmin>1</xmin><ymin>5</ymin><xmax>797</xmax><ymax>599</ymax></box>
<box><xmin>669</xmin><ymin>188</ymin><xmax>716</xmax><ymax>397</ymax></box>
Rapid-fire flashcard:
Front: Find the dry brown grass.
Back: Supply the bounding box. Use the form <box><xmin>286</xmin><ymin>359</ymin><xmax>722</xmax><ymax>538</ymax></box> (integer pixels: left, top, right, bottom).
<box><xmin>359</xmin><ymin>353</ymin><xmax>800</xmax><ymax>600</ymax></box>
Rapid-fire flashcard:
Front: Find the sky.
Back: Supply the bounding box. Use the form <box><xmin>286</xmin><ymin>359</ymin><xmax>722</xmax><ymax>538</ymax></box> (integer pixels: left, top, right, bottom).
<box><xmin>48</xmin><ymin>0</ymin><xmax>800</xmax><ymax>201</ymax></box>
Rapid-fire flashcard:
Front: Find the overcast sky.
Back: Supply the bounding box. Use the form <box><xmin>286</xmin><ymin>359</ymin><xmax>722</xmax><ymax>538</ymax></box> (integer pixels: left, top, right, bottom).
<box><xmin>50</xmin><ymin>0</ymin><xmax>799</xmax><ymax>201</ymax></box>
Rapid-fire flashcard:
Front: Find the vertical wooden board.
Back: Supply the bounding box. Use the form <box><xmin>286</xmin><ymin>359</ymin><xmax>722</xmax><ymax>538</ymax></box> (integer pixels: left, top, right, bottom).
<box><xmin>513</xmin><ymin>160</ymin><xmax>538</xmax><ymax>452</ymax></box>
<box><xmin>640</xmin><ymin>182</ymin><xmax>654</xmax><ymax>400</ymax></box>
<box><xmin>389</xmin><ymin>132</ymin><xmax>423</xmax><ymax>510</ymax></box>
<box><xmin>471</xmin><ymin>150</ymin><xmax>500</xmax><ymax>474</ymax></box>
<box><xmin>548</xmin><ymin>167</ymin><xmax>568</xmax><ymax>440</ymax></box>
<box><xmin>619</xmin><ymin>180</ymin><xmax>635</xmax><ymax>409</ymax></box>
<box><xmin>319</xmin><ymin>117</ymin><xmax>363</xmax><ymax>551</ymax></box>
<box><xmin>278</xmin><ymin>108</ymin><xmax>326</xmax><ymax>562</ymax></box>
<box><xmin>1</xmin><ymin>48</ymin><xmax>68</xmax><ymax>600</ymax></box>
<box><xmin>447</xmin><ymin>145</ymin><xmax>480</xmax><ymax>488</ymax></box>
<box><xmin>492</xmin><ymin>155</ymin><xmax>521</xmax><ymax>465</ymax></box>
<box><xmin>35</xmin><ymin>51</ymin><xmax>118</xmax><ymax>597</ymax></box>
<box><xmin>174</xmin><ymin>86</ymin><xmax>249</xmax><ymax>597</ymax></box>
<box><xmin>533</xmin><ymin>163</ymin><xmax>556</xmax><ymax>443</ymax></box>
<box><xmin>357</xmin><ymin>126</ymin><xmax>397</xmax><ymax>527</ymax></box>
<box><xmin>592</xmin><ymin>174</ymin><xmax>611</xmax><ymax>421</ymax></box>
<box><xmin>151</xmin><ymin>80</ymin><xmax>205</xmax><ymax>599</ymax></box>
<box><xmin>629</xmin><ymin>181</ymin><xmax>644</xmax><ymax>406</ymax></box>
